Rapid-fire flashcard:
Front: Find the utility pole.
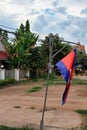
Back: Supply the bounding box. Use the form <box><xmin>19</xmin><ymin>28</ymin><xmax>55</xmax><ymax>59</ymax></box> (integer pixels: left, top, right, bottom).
<box><xmin>49</xmin><ymin>33</ymin><xmax>54</xmax><ymax>74</ymax></box>
<box><xmin>39</xmin><ymin>34</ymin><xmax>78</xmax><ymax>130</ymax></box>
<box><xmin>40</xmin><ymin>33</ymin><xmax>54</xmax><ymax>130</ymax></box>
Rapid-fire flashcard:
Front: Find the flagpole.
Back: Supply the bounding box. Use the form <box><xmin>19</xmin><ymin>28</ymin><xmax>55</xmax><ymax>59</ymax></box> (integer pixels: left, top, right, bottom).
<box><xmin>39</xmin><ymin>35</ymin><xmax>78</xmax><ymax>130</ymax></box>
<box><xmin>39</xmin><ymin>68</ymin><xmax>50</xmax><ymax>130</ymax></box>
<box><xmin>40</xmin><ymin>34</ymin><xmax>53</xmax><ymax>130</ymax></box>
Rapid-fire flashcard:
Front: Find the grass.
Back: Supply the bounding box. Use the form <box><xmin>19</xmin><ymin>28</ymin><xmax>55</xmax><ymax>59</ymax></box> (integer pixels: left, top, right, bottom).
<box><xmin>48</xmin><ymin>77</ymin><xmax>65</xmax><ymax>85</ymax></box>
<box><xmin>72</xmin><ymin>78</ymin><xmax>87</xmax><ymax>85</ymax></box>
<box><xmin>75</xmin><ymin>110</ymin><xmax>87</xmax><ymax>115</ymax></box>
<box><xmin>0</xmin><ymin>125</ymin><xmax>34</xmax><ymax>130</ymax></box>
<box><xmin>75</xmin><ymin>109</ymin><xmax>87</xmax><ymax>130</ymax></box>
<box><xmin>1</xmin><ymin>75</ymin><xmax>87</xmax><ymax>89</ymax></box>
<box><xmin>27</xmin><ymin>86</ymin><xmax>42</xmax><ymax>93</ymax></box>
<box><xmin>47</xmin><ymin>76</ymin><xmax>87</xmax><ymax>86</ymax></box>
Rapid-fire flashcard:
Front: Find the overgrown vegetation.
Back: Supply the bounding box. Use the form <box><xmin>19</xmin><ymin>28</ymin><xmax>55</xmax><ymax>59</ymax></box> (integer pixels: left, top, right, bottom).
<box><xmin>0</xmin><ymin>126</ymin><xmax>34</xmax><ymax>130</ymax></box>
<box><xmin>47</xmin><ymin>75</ymin><xmax>87</xmax><ymax>86</ymax></box>
<box><xmin>75</xmin><ymin>109</ymin><xmax>87</xmax><ymax>130</ymax></box>
<box><xmin>76</xmin><ymin>110</ymin><xmax>87</xmax><ymax>115</ymax></box>
<box><xmin>72</xmin><ymin>78</ymin><xmax>87</xmax><ymax>85</ymax></box>
<box><xmin>27</xmin><ymin>86</ymin><xmax>42</xmax><ymax>93</ymax></box>
<box><xmin>1</xmin><ymin>74</ymin><xmax>87</xmax><ymax>89</ymax></box>
<box><xmin>0</xmin><ymin>78</ymin><xmax>16</xmax><ymax>88</ymax></box>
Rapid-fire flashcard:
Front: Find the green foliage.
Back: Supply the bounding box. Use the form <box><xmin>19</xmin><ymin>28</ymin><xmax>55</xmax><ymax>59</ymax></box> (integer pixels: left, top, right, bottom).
<box><xmin>76</xmin><ymin>50</ymin><xmax>87</xmax><ymax>74</ymax></box>
<box><xmin>0</xmin><ymin>78</ymin><xmax>16</xmax><ymax>88</ymax></box>
<box><xmin>0</xmin><ymin>125</ymin><xmax>34</xmax><ymax>130</ymax></box>
<box><xmin>6</xmin><ymin>20</ymin><xmax>38</xmax><ymax>70</ymax></box>
<box><xmin>40</xmin><ymin>33</ymin><xmax>72</xmax><ymax>75</ymax></box>
<box><xmin>27</xmin><ymin>86</ymin><xmax>42</xmax><ymax>93</ymax></box>
<box><xmin>75</xmin><ymin>110</ymin><xmax>87</xmax><ymax>115</ymax></box>
<box><xmin>5</xmin><ymin>20</ymin><xmax>42</xmax><ymax>80</ymax></box>
<box><xmin>48</xmin><ymin>78</ymin><xmax>65</xmax><ymax>85</ymax></box>
<box><xmin>72</xmin><ymin>78</ymin><xmax>87</xmax><ymax>84</ymax></box>
<box><xmin>75</xmin><ymin>110</ymin><xmax>87</xmax><ymax>129</ymax></box>
<box><xmin>28</xmin><ymin>47</ymin><xmax>43</xmax><ymax>79</ymax></box>
<box><xmin>81</xmin><ymin>127</ymin><xmax>87</xmax><ymax>130</ymax></box>
<box><xmin>43</xmin><ymin>76</ymin><xmax>87</xmax><ymax>86</ymax></box>
<box><xmin>81</xmin><ymin>54</ymin><xmax>87</xmax><ymax>69</ymax></box>
<box><xmin>42</xmin><ymin>71</ymin><xmax>58</xmax><ymax>80</ymax></box>
<box><xmin>1</xmin><ymin>31</ymin><xmax>9</xmax><ymax>46</ymax></box>
<box><xmin>1</xmin><ymin>28</ymin><xmax>73</xmax><ymax>80</ymax></box>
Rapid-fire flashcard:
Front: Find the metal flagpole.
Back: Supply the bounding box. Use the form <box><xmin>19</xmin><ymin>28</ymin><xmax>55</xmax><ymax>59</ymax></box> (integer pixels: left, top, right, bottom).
<box><xmin>39</xmin><ymin>38</ymin><xmax>78</xmax><ymax>130</ymax></box>
<box><xmin>40</xmin><ymin>34</ymin><xmax>54</xmax><ymax>130</ymax></box>
<box><xmin>39</xmin><ymin>68</ymin><xmax>50</xmax><ymax>130</ymax></box>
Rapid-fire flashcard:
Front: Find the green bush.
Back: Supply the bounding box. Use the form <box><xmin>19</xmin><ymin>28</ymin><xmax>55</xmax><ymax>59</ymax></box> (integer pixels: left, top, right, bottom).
<box><xmin>0</xmin><ymin>78</ymin><xmax>16</xmax><ymax>88</ymax></box>
<box><xmin>75</xmin><ymin>109</ymin><xmax>87</xmax><ymax>129</ymax></box>
<box><xmin>75</xmin><ymin>109</ymin><xmax>87</xmax><ymax>115</ymax></box>
<box><xmin>27</xmin><ymin>86</ymin><xmax>42</xmax><ymax>93</ymax></box>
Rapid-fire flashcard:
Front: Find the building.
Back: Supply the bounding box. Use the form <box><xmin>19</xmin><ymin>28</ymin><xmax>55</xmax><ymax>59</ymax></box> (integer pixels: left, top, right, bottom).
<box><xmin>73</xmin><ymin>42</ymin><xmax>85</xmax><ymax>53</ymax></box>
<box><xmin>0</xmin><ymin>38</ymin><xmax>8</xmax><ymax>68</ymax></box>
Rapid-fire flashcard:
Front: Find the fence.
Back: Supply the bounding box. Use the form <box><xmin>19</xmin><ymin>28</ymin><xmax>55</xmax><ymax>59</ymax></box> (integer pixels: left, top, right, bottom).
<box><xmin>0</xmin><ymin>69</ymin><xmax>29</xmax><ymax>81</ymax></box>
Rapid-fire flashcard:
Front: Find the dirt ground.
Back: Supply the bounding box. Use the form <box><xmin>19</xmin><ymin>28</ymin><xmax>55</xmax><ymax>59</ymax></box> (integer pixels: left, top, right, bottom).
<box><xmin>0</xmin><ymin>76</ymin><xmax>87</xmax><ymax>129</ymax></box>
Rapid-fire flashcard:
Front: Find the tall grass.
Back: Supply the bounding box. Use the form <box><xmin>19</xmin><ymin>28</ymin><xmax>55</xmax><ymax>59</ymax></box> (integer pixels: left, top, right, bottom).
<box><xmin>75</xmin><ymin>109</ymin><xmax>87</xmax><ymax>130</ymax></box>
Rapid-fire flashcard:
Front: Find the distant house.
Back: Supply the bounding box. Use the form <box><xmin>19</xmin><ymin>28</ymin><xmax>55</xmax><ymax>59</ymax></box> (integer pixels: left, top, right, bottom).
<box><xmin>73</xmin><ymin>42</ymin><xmax>85</xmax><ymax>53</ymax></box>
<box><xmin>0</xmin><ymin>39</ymin><xmax>8</xmax><ymax>69</ymax></box>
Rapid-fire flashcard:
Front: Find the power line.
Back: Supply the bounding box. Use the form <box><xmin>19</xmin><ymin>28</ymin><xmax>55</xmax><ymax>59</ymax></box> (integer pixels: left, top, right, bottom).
<box><xmin>0</xmin><ymin>24</ymin><xmax>47</xmax><ymax>36</ymax></box>
<box><xmin>62</xmin><ymin>40</ymin><xmax>77</xmax><ymax>45</ymax></box>
<box><xmin>0</xmin><ymin>24</ymin><xmax>84</xmax><ymax>45</ymax></box>
<box><xmin>0</xmin><ymin>26</ymin><xmax>78</xmax><ymax>45</ymax></box>
<box><xmin>0</xmin><ymin>25</ymin><xmax>17</xmax><ymax>31</ymax></box>
<box><xmin>0</xmin><ymin>28</ymin><xmax>16</xmax><ymax>35</ymax></box>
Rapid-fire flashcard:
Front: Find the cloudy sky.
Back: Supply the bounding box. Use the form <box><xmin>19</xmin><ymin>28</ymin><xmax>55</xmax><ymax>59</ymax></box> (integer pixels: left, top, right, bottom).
<box><xmin>0</xmin><ymin>0</ymin><xmax>87</xmax><ymax>52</ymax></box>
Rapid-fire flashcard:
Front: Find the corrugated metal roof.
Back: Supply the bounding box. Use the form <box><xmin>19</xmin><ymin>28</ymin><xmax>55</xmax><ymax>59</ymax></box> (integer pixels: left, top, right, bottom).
<box><xmin>0</xmin><ymin>41</ymin><xmax>8</xmax><ymax>60</ymax></box>
<box><xmin>0</xmin><ymin>51</ymin><xmax>8</xmax><ymax>60</ymax></box>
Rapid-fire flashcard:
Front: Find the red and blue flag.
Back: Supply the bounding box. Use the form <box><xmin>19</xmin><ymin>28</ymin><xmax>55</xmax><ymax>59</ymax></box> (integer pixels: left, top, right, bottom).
<box><xmin>56</xmin><ymin>49</ymin><xmax>76</xmax><ymax>105</ymax></box>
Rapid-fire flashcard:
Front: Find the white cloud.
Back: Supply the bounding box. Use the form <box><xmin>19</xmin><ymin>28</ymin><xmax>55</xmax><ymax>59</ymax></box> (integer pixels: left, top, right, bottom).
<box><xmin>0</xmin><ymin>0</ymin><xmax>87</xmax><ymax>52</ymax></box>
<box><xmin>58</xmin><ymin>0</ymin><xmax>87</xmax><ymax>16</ymax></box>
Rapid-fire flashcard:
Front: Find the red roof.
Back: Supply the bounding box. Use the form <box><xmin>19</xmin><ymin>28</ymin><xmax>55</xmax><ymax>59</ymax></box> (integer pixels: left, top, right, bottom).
<box><xmin>0</xmin><ymin>51</ymin><xmax>8</xmax><ymax>60</ymax></box>
<box><xmin>73</xmin><ymin>42</ymin><xmax>85</xmax><ymax>53</ymax></box>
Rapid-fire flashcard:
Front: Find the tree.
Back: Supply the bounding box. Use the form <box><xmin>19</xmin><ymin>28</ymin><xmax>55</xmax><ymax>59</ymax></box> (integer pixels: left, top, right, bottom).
<box><xmin>7</xmin><ymin>20</ymin><xmax>38</xmax><ymax>71</ymax></box>
<box><xmin>0</xmin><ymin>30</ymin><xmax>9</xmax><ymax>47</ymax></box>
<box><xmin>39</xmin><ymin>33</ymin><xmax>72</xmax><ymax>74</ymax></box>
<box><xmin>81</xmin><ymin>54</ymin><xmax>87</xmax><ymax>69</ymax></box>
<box><xmin>1</xmin><ymin>20</ymin><xmax>41</xmax><ymax>79</ymax></box>
<box><xmin>75</xmin><ymin>50</ymin><xmax>87</xmax><ymax>75</ymax></box>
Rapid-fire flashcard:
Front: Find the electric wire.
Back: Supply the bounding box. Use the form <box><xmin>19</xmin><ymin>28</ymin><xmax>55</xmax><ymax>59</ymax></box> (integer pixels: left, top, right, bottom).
<box><xmin>0</xmin><ymin>24</ymin><xmax>17</xmax><ymax>31</ymax></box>
<box><xmin>0</xmin><ymin>25</ymin><xmax>78</xmax><ymax>45</ymax></box>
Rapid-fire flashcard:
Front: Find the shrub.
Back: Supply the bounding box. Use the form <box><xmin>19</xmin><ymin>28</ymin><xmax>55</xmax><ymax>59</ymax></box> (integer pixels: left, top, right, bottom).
<box><xmin>0</xmin><ymin>78</ymin><xmax>16</xmax><ymax>88</ymax></box>
<box><xmin>27</xmin><ymin>86</ymin><xmax>42</xmax><ymax>93</ymax></box>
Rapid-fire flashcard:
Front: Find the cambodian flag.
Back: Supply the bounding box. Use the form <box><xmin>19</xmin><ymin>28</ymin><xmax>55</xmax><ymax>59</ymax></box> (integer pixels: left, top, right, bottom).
<box><xmin>56</xmin><ymin>49</ymin><xmax>76</xmax><ymax>105</ymax></box>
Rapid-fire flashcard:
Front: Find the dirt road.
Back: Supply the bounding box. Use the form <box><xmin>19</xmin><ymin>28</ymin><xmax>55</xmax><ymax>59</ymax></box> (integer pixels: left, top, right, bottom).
<box><xmin>0</xmin><ymin>77</ymin><xmax>87</xmax><ymax>129</ymax></box>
